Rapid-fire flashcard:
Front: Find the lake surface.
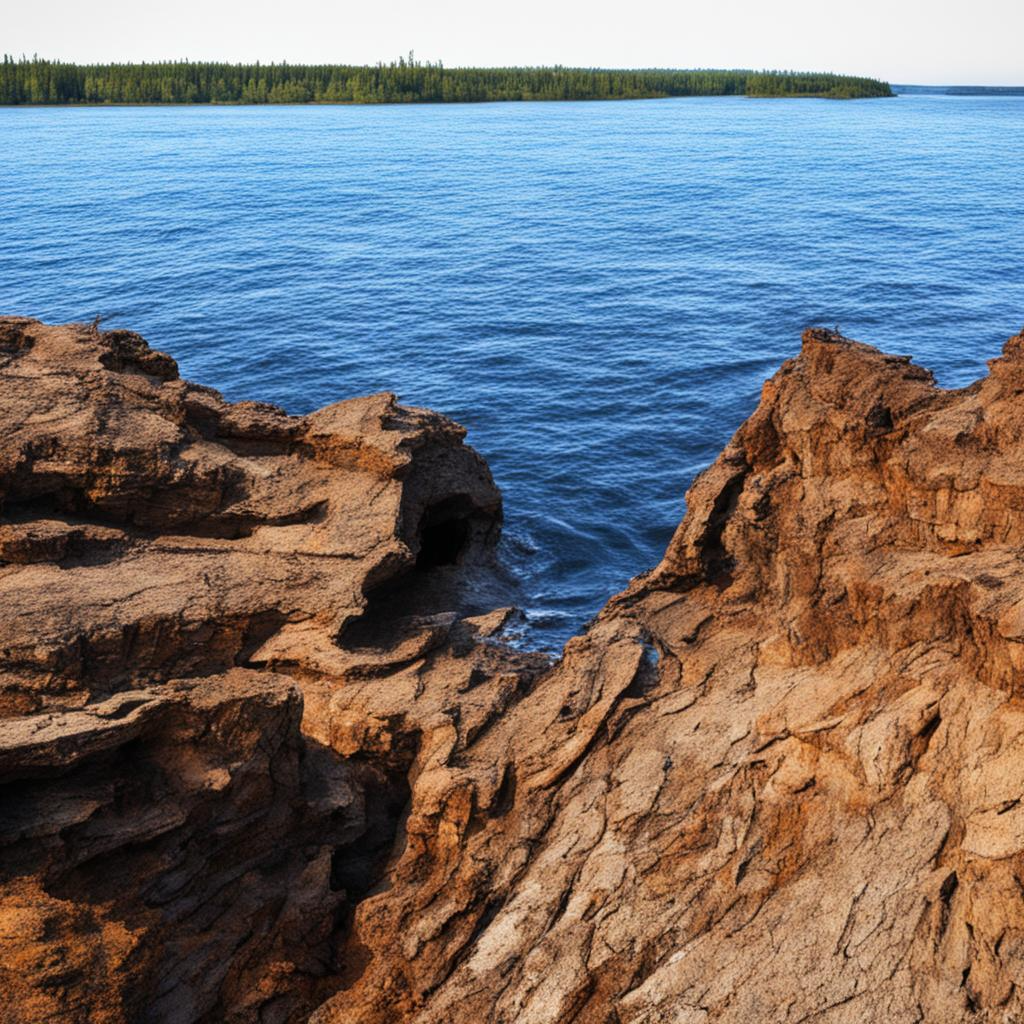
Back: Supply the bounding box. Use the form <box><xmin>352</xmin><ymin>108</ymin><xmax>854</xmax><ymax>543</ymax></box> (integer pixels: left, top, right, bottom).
<box><xmin>2</xmin><ymin>95</ymin><xmax>1023</xmax><ymax>648</ymax></box>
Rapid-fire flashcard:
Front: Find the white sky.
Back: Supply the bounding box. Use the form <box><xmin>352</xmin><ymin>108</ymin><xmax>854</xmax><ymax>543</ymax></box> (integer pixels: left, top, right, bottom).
<box><xmin>5</xmin><ymin>0</ymin><xmax>1022</xmax><ymax>86</ymax></box>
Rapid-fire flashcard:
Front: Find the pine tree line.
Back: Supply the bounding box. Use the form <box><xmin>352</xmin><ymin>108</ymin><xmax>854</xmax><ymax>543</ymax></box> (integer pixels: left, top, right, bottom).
<box><xmin>0</xmin><ymin>55</ymin><xmax>893</xmax><ymax>105</ymax></box>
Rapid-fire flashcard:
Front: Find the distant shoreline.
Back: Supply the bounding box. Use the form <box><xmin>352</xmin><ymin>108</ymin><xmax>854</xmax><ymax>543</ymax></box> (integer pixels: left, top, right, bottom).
<box><xmin>0</xmin><ymin>58</ymin><xmax>893</xmax><ymax>104</ymax></box>
<box><xmin>0</xmin><ymin>95</ymin><xmax>892</xmax><ymax>109</ymax></box>
<box><xmin>894</xmin><ymin>84</ymin><xmax>1024</xmax><ymax>95</ymax></box>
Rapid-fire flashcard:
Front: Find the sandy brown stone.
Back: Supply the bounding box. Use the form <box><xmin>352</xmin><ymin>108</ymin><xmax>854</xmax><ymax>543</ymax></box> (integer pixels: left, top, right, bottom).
<box><xmin>5</xmin><ymin>317</ymin><xmax>1024</xmax><ymax>1023</ymax></box>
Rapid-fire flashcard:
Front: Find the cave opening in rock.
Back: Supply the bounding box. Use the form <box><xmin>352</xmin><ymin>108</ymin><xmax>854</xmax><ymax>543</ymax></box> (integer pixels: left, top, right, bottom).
<box><xmin>414</xmin><ymin>497</ymin><xmax>475</xmax><ymax>569</ymax></box>
<box><xmin>337</xmin><ymin>492</ymin><xmax>508</xmax><ymax>651</ymax></box>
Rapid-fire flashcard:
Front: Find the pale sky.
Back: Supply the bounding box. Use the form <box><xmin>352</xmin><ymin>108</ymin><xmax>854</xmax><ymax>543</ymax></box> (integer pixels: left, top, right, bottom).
<box><xmin>5</xmin><ymin>0</ymin><xmax>1023</xmax><ymax>86</ymax></box>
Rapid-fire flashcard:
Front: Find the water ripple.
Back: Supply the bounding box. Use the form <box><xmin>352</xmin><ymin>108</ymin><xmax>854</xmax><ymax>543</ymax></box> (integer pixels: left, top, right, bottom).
<box><xmin>2</xmin><ymin>95</ymin><xmax>1023</xmax><ymax>648</ymax></box>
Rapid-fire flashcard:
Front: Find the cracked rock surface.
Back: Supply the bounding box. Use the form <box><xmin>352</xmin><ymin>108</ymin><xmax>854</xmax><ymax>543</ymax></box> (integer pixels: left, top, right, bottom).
<box><xmin>4</xmin><ymin>317</ymin><xmax>1024</xmax><ymax>1023</ymax></box>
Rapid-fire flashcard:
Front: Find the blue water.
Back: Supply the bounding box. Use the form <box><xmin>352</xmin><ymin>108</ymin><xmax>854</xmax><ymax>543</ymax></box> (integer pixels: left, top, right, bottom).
<box><xmin>2</xmin><ymin>96</ymin><xmax>1023</xmax><ymax>648</ymax></box>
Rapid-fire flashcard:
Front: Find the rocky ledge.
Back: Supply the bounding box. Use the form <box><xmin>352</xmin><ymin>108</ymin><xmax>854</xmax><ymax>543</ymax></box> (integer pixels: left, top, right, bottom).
<box><xmin>3</xmin><ymin>317</ymin><xmax>1024</xmax><ymax>1023</ymax></box>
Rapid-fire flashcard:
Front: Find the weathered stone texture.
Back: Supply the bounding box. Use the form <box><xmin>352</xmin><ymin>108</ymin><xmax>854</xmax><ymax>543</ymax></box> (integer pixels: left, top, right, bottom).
<box><xmin>5</xmin><ymin>318</ymin><xmax>1024</xmax><ymax>1023</ymax></box>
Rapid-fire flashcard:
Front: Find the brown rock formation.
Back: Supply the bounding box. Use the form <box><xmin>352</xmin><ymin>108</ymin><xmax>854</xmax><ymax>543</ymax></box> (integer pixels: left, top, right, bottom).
<box><xmin>4</xmin><ymin>317</ymin><xmax>1024</xmax><ymax>1023</ymax></box>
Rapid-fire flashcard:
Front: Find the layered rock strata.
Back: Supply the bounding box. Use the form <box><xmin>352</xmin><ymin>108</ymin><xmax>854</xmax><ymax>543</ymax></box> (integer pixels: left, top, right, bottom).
<box><xmin>4</xmin><ymin>317</ymin><xmax>1024</xmax><ymax>1024</ymax></box>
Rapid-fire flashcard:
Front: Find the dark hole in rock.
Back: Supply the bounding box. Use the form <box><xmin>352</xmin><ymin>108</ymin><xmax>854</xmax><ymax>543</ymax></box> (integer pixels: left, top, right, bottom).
<box><xmin>488</xmin><ymin>762</ymin><xmax>516</xmax><ymax>819</ymax></box>
<box><xmin>337</xmin><ymin>493</ymin><xmax>514</xmax><ymax>650</ymax></box>
<box><xmin>417</xmin><ymin>516</ymin><xmax>470</xmax><ymax>569</ymax></box>
<box><xmin>866</xmin><ymin>401</ymin><xmax>894</xmax><ymax>432</ymax></box>
<box><xmin>415</xmin><ymin>497</ymin><xmax>477</xmax><ymax>569</ymax></box>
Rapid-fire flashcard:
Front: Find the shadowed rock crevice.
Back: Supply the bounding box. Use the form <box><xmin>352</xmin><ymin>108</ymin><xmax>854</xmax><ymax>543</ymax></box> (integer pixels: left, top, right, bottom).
<box><xmin>329</xmin><ymin>758</ymin><xmax>414</xmax><ymax>902</ymax></box>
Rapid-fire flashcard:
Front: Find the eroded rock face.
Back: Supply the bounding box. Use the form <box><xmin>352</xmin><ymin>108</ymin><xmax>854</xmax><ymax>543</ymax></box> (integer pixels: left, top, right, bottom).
<box><xmin>4</xmin><ymin>318</ymin><xmax>1024</xmax><ymax>1023</ymax></box>
<box><xmin>0</xmin><ymin>317</ymin><xmax>529</xmax><ymax>1023</ymax></box>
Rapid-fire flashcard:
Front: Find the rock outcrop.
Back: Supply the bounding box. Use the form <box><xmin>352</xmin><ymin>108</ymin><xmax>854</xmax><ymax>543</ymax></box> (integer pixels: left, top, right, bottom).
<box><xmin>4</xmin><ymin>317</ymin><xmax>1024</xmax><ymax>1023</ymax></box>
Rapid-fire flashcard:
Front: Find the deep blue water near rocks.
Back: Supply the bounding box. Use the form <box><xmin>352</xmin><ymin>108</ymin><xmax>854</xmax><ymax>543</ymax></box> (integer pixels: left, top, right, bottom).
<box><xmin>2</xmin><ymin>95</ymin><xmax>1023</xmax><ymax>648</ymax></box>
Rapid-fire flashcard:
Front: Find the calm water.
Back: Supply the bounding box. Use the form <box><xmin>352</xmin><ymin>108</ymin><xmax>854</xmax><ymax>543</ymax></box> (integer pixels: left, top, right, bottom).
<box><xmin>2</xmin><ymin>96</ymin><xmax>1023</xmax><ymax>647</ymax></box>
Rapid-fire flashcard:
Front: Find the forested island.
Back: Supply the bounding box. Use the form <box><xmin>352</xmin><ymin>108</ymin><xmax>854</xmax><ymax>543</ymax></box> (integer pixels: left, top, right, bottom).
<box><xmin>0</xmin><ymin>56</ymin><xmax>893</xmax><ymax>104</ymax></box>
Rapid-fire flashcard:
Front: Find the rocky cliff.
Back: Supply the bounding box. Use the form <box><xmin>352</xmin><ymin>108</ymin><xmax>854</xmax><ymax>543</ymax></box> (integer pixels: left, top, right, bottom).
<box><xmin>3</xmin><ymin>317</ymin><xmax>1024</xmax><ymax>1023</ymax></box>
